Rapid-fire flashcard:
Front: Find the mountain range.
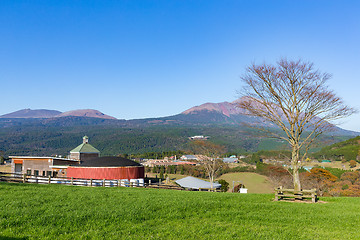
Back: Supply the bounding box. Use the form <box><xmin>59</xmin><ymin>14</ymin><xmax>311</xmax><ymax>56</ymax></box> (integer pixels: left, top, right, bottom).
<box><xmin>0</xmin><ymin>108</ymin><xmax>116</xmax><ymax>120</ymax></box>
<box><xmin>0</xmin><ymin>99</ymin><xmax>246</xmax><ymax>120</ymax></box>
<box><xmin>0</xmin><ymin>98</ymin><xmax>357</xmax><ymax>156</ymax></box>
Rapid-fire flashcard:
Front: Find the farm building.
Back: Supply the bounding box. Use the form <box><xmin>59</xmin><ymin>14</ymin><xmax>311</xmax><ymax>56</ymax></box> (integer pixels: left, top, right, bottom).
<box><xmin>223</xmin><ymin>155</ymin><xmax>238</xmax><ymax>163</ymax></box>
<box><xmin>180</xmin><ymin>155</ymin><xmax>197</xmax><ymax>161</ymax></box>
<box><xmin>175</xmin><ymin>176</ymin><xmax>221</xmax><ymax>191</ymax></box>
<box><xmin>141</xmin><ymin>159</ymin><xmax>197</xmax><ymax>167</ymax></box>
<box><xmin>67</xmin><ymin>156</ymin><xmax>144</xmax><ymax>180</ymax></box>
<box><xmin>10</xmin><ymin>156</ymin><xmax>78</xmax><ymax>177</ymax></box>
<box><xmin>69</xmin><ymin>136</ymin><xmax>100</xmax><ymax>161</ymax></box>
<box><xmin>189</xmin><ymin>135</ymin><xmax>209</xmax><ymax>140</ymax></box>
<box><xmin>10</xmin><ymin>136</ymin><xmax>142</xmax><ymax>183</ymax></box>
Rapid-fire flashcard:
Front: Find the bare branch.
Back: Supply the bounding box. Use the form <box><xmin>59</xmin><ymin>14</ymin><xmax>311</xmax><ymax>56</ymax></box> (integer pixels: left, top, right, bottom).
<box><xmin>237</xmin><ymin>58</ymin><xmax>356</xmax><ymax>190</ymax></box>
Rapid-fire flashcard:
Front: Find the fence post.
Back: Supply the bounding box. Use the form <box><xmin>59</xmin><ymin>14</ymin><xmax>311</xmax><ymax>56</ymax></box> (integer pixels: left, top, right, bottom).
<box><xmin>71</xmin><ymin>177</ymin><xmax>73</xmax><ymax>185</ymax></box>
<box><xmin>312</xmin><ymin>188</ymin><xmax>317</xmax><ymax>203</ymax></box>
<box><xmin>23</xmin><ymin>174</ymin><xmax>26</xmax><ymax>183</ymax></box>
<box><xmin>48</xmin><ymin>175</ymin><xmax>51</xmax><ymax>184</ymax></box>
<box><xmin>103</xmin><ymin>179</ymin><xmax>105</xmax><ymax>187</ymax></box>
<box><xmin>90</xmin><ymin>179</ymin><xmax>93</xmax><ymax>187</ymax></box>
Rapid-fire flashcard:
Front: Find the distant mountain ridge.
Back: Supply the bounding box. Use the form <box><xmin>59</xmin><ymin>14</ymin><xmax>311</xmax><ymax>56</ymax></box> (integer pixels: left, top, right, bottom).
<box><xmin>182</xmin><ymin>99</ymin><xmax>245</xmax><ymax>117</ymax></box>
<box><xmin>0</xmin><ymin>108</ymin><xmax>116</xmax><ymax>120</ymax></box>
<box><xmin>0</xmin><ymin>109</ymin><xmax>62</xmax><ymax>118</ymax></box>
<box><xmin>0</xmin><ymin>98</ymin><xmax>358</xmax><ymax>136</ymax></box>
<box><xmin>56</xmin><ymin>109</ymin><xmax>116</xmax><ymax>119</ymax></box>
<box><xmin>0</xmin><ymin>98</ymin><xmax>358</xmax><ymax>157</ymax></box>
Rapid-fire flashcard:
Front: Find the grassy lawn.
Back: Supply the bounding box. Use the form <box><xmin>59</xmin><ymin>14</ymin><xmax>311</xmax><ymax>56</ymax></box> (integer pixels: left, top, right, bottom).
<box><xmin>217</xmin><ymin>172</ymin><xmax>273</xmax><ymax>193</ymax></box>
<box><xmin>1</xmin><ymin>182</ymin><xmax>360</xmax><ymax>239</ymax></box>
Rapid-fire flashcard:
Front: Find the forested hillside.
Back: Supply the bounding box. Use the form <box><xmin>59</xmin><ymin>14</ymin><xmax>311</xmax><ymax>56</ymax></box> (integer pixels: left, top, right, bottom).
<box><xmin>0</xmin><ymin>118</ymin><xmax>351</xmax><ymax>157</ymax></box>
<box><xmin>312</xmin><ymin>136</ymin><xmax>360</xmax><ymax>161</ymax></box>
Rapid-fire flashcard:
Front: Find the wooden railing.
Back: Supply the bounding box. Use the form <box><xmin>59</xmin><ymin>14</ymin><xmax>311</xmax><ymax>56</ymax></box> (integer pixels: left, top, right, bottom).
<box><xmin>275</xmin><ymin>186</ymin><xmax>318</xmax><ymax>203</ymax></box>
<box><xmin>0</xmin><ymin>172</ymin><xmax>184</xmax><ymax>190</ymax></box>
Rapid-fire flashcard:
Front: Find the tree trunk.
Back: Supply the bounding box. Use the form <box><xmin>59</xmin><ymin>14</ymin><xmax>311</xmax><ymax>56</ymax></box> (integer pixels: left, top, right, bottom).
<box><xmin>292</xmin><ymin>146</ymin><xmax>301</xmax><ymax>191</ymax></box>
<box><xmin>293</xmin><ymin>166</ymin><xmax>301</xmax><ymax>191</ymax></box>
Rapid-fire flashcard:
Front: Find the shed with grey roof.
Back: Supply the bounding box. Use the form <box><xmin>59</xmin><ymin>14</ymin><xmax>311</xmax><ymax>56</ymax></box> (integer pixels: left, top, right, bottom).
<box><xmin>175</xmin><ymin>176</ymin><xmax>221</xmax><ymax>190</ymax></box>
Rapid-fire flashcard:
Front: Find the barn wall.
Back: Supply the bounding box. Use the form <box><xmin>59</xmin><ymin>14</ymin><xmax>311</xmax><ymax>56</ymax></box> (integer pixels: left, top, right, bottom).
<box><xmin>67</xmin><ymin>166</ymin><xmax>144</xmax><ymax>180</ymax></box>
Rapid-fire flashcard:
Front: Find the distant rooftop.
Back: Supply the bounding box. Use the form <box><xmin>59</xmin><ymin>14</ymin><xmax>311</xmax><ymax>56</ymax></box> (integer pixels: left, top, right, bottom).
<box><xmin>76</xmin><ymin>156</ymin><xmax>142</xmax><ymax>167</ymax></box>
<box><xmin>9</xmin><ymin>156</ymin><xmax>78</xmax><ymax>162</ymax></box>
<box><xmin>175</xmin><ymin>176</ymin><xmax>221</xmax><ymax>189</ymax></box>
<box><xmin>70</xmin><ymin>136</ymin><xmax>100</xmax><ymax>153</ymax></box>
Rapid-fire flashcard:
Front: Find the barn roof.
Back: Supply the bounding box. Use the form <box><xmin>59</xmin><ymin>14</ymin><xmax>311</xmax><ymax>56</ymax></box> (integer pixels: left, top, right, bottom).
<box><xmin>70</xmin><ymin>137</ymin><xmax>100</xmax><ymax>153</ymax></box>
<box><xmin>175</xmin><ymin>176</ymin><xmax>221</xmax><ymax>189</ymax></box>
<box><xmin>76</xmin><ymin>156</ymin><xmax>142</xmax><ymax>167</ymax></box>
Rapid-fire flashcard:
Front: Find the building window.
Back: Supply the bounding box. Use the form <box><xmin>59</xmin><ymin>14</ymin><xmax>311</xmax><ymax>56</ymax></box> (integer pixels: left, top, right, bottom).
<box><xmin>26</xmin><ymin>169</ymin><xmax>31</xmax><ymax>175</ymax></box>
<box><xmin>34</xmin><ymin>170</ymin><xmax>39</xmax><ymax>176</ymax></box>
<box><xmin>46</xmin><ymin>171</ymin><xmax>52</xmax><ymax>177</ymax></box>
<box><xmin>42</xmin><ymin>171</ymin><xmax>46</xmax><ymax>176</ymax></box>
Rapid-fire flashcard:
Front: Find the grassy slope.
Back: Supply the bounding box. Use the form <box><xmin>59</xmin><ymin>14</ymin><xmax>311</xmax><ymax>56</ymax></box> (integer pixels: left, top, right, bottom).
<box><xmin>217</xmin><ymin>172</ymin><xmax>273</xmax><ymax>193</ymax></box>
<box><xmin>1</xmin><ymin>183</ymin><xmax>360</xmax><ymax>239</ymax></box>
<box><xmin>146</xmin><ymin>172</ymin><xmax>274</xmax><ymax>194</ymax></box>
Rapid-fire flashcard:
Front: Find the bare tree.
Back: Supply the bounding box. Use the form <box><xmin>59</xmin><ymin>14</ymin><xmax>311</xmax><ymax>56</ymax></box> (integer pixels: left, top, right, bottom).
<box><xmin>238</xmin><ymin>59</ymin><xmax>355</xmax><ymax>191</ymax></box>
<box><xmin>191</xmin><ymin>141</ymin><xmax>225</xmax><ymax>190</ymax></box>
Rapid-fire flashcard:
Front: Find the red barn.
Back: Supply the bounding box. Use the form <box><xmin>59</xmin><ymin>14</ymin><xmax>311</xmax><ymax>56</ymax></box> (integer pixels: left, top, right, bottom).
<box><xmin>67</xmin><ymin>156</ymin><xmax>144</xmax><ymax>180</ymax></box>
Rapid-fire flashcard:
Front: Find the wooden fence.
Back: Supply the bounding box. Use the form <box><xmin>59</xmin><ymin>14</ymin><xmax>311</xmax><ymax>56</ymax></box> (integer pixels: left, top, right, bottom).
<box><xmin>274</xmin><ymin>186</ymin><xmax>318</xmax><ymax>203</ymax></box>
<box><xmin>0</xmin><ymin>172</ymin><xmax>184</xmax><ymax>190</ymax></box>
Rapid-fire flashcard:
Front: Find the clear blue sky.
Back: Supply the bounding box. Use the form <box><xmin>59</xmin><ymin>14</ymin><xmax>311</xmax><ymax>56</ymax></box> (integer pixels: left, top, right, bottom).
<box><xmin>1</xmin><ymin>1</ymin><xmax>360</xmax><ymax>131</ymax></box>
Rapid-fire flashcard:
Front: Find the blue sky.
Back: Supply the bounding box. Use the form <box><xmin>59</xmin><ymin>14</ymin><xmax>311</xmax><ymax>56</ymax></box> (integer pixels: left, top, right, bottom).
<box><xmin>1</xmin><ymin>1</ymin><xmax>360</xmax><ymax>131</ymax></box>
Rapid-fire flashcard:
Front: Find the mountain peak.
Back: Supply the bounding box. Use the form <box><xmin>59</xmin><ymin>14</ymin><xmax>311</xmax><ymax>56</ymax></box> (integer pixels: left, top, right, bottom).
<box><xmin>56</xmin><ymin>109</ymin><xmax>116</xmax><ymax>119</ymax></box>
<box><xmin>0</xmin><ymin>109</ymin><xmax>62</xmax><ymax>118</ymax></box>
<box><xmin>182</xmin><ymin>99</ymin><xmax>245</xmax><ymax>117</ymax></box>
<box><xmin>0</xmin><ymin>108</ymin><xmax>117</xmax><ymax>120</ymax></box>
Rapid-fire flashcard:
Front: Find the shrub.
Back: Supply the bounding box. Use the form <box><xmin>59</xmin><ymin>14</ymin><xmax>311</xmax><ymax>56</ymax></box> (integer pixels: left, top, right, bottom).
<box><xmin>340</xmin><ymin>171</ymin><xmax>360</xmax><ymax>184</ymax></box>
<box><xmin>217</xmin><ymin>179</ymin><xmax>229</xmax><ymax>192</ymax></box>
<box><xmin>349</xmin><ymin>160</ymin><xmax>357</xmax><ymax>168</ymax></box>
<box><xmin>324</xmin><ymin>167</ymin><xmax>350</xmax><ymax>178</ymax></box>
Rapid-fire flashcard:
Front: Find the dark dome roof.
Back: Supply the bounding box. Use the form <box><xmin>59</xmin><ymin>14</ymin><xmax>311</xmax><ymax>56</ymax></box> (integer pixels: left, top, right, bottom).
<box><xmin>77</xmin><ymin>156</ymin><xmax>142</xmax><ymax>167</ymax></box>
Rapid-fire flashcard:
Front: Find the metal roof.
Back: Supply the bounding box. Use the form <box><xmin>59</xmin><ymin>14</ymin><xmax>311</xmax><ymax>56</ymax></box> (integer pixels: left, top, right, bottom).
<box><xmin>175</xmin><ymin>176</ymin><xmax>221</xmax><ymax>189</ymax></box>
<box><xmin>181</xmin><ymin>155</ymin><xmax>197</xmax><ymax>159</ymax></box>
<box><xmin>223</xmin><ymin>157</ymin><xmax>238</xmax><ymax>163</ymax></box>
<box><xmin>9</xmin><ymin>156</ymin><xmax>78</xmax><ymax>162</ymax></box>
<box><xmin>74</xmin><ymin>156</ymin><xmax>142</xmax><ymax>167</ymax></box>
<box><xmin>70</xmin><ymin>142</ymin><xmax>100</xmax><ymax>153</ymax></box>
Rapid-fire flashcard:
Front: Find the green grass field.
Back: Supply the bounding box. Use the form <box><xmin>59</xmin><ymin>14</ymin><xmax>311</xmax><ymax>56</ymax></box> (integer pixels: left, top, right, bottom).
<box><xmin>1</xmin><ymin>182</ymin><xmax>360</xmax><ymax>239</ymax></box>
<box><xmin>217</xmin><ymin>172</ymin><xmax>273</xmax><ymax>193</ymax></box>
